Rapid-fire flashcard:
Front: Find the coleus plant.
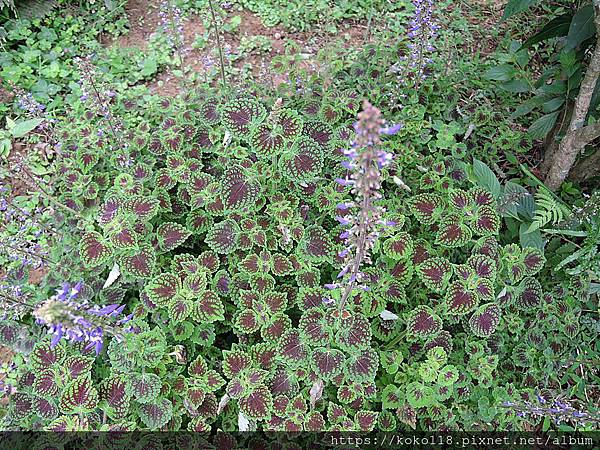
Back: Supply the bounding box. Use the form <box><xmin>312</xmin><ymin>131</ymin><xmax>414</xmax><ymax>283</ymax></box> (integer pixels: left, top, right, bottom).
<box><xmin>2</xmin><ymin>87</ymin><xmax>566</xmax><ymax>434</ymax></box>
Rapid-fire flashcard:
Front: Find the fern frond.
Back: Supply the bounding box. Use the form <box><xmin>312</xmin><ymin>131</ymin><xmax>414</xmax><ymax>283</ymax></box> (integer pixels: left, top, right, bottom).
<box><xmin>527</xmin><ymin>189</ymin><xmax>571</xmax><ymax>233</ymax></box>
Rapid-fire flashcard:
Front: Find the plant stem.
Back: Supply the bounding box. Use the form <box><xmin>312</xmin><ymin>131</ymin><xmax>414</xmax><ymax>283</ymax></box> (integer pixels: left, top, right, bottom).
<box><xmin>208</xmin><ymin>0</ymin><xmax>227</xmax><ymax>88</ymax></box>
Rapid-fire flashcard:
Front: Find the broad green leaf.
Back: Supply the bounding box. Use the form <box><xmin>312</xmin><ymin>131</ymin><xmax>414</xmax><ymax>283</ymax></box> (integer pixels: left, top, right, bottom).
<box><xmin>523</xmin><ymin>13</ymin><xmax>572</xmax><ymax>48</ymax></box>
<box><xmin>502</xmin><ymin>0</ymin><xmax>539</xmax><ymax>20</ymax></box>
<box><xmin>501</xmin><ymin>79</ymin><xmax>530</xmax><ymax>93</ymax></box>
<box><xmin>11</xmin><ymin>118</ymin><xmax>44</xmax><ymax>138</ymax></box>
<box><xmin>565</xmin><ymin>5</ymin><xmax>595</xmax><ymax>50</ymax></box>
<box><xmin>472</xmin><ymin>159</ymin><xmax>501</xmax><ymax>199</ymax></box>
<box><xmin>484</xmin><ymin>64</ymin><xmax>516</xmax><ymax>82</ymax></box>
<box><xmin>519</xmin><ymin>223</ymin><xmax>544</xmax><ymax>251</ymax></box>
<box><xmin>528</xmin><ymin>111</ymin><xmax>559</xmax><ymax>139</ymax></box>
<box><xmin>541</xmin><ymin>97</ymin><xmax>565</xmax><ymax>113</ymax></box>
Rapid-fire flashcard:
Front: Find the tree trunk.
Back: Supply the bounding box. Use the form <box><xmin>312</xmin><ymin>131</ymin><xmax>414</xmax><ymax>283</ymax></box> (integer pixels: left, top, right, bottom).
<box><xmin>544</xmin><ymin>2</ymin><xmax>600</xmax><ymax>190</ymax></box>
<box><xmin>569</xmin><ymin>148</ymin><xmax>600</xmax><ymax>183</ymax></box>
<box><xmin>540</xmin><ymin>101</ymin><xmax>571</xmax><ymax>174</ymax></box>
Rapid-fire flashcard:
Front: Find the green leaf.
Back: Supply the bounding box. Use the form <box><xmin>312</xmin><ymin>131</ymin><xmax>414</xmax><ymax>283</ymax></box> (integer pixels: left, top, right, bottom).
<box><xmin>523</xmin><ymin>13</ymin><xmax>572</xmax><ymax>48</ymax></box>
<box><xmin>528</xmin><ymin>111</ymin><xmax>559</xmax><ymax>139</ymax></box>
<box><xmin>502</xmin><ymin>0</ymin><xmax>539</xmax><ymax>20</ymax></box>
<box><xmin>565</xmin><ymin>5</ymin><xmax>595</xmax><ymax>50</ymax></box>
<box><xmin>484</xmin><ymin>64</ymin><xmax>516</xmax><ymax>82</ymax></box>
<box><xmin>542</xmin><ymin>97</ymin><xmax>565</xmax><ymax>113</ymax></box>
<box><xmin>472</xmin><ymin>159</ymin><xmax>501</xmax><ymax>199</ymax></box>
<box><xmin>519</xmin><ymin>223</ymin><xmax>544</xmax><ymax>251</ymax></box>
<box><xmin>501</xmin><ymin>79</ymin><xmax>530</xmax><ymax>93</ymax></box>
<box><xmin>11</xmin><ymin>118</ymin><xmax>44</xmax><ymax>138</ymax></box>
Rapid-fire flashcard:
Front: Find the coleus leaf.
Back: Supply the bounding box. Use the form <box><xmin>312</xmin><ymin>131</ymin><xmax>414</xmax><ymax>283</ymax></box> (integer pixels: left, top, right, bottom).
<box><xmin>200</xmin><ymin>98</ymin><xmax>221</xmax><ymax>124</ymax></box>
<box><xmin>221</xmin><ymin>98</ymin><xmax>266</xmax><ymax>135</ymax></box>
<box><xmin>468</xmin><ymin>303</ymin><xmax>501</xmax><ymax>337</ymax></box>
<box><xmin>355</xmin><ymin>410</ymin><xmax>378</xmax><ymax>432</ymax></box>
<box><xmin>239</xmin><ymin>386</ymin><xmax>273</xmax><ymax>420</ymax></box>
<box><xmin>448</xmin><ymin>189</ymin><xmax>473</xmax><ymax>211</ymax></box>
<box><xmin>146</xmin><ymin>273</ymin><xmax>181</xmax><ymax>306</ymax></box>
<box><xmin>156</xmin><ymin>222</ymin><xmax>191</xmax><ymax>252</ymax></box>
<box><xmin>220</xmin><ymin>166</ymin><xmax>261</xmax><ymax>213</ymax></box>
<box><xmin>303</xmin><ymin>120</ymin><xmax>334</xmax><ymax>155</ymax></box>
<box><xmin>97</xmin><ymin>196</ymin><xmax>121</xmax><ymax>225</ymax></box>
<box><xmin>138</xmin><ymin>398</ymin><xmax>173</xmax><ymax>430</ymax></box>
<box><xmin>445</xmin><ymin>281</ymin><xmax>478</xmax><ymax>315</ymax></box>
<box><xmin>261</xmin><ymin>313</ymin><xmax>292</xmax><ymax>342</ymax></box>
<box><xmin>30</xmin><ymin>342</ymin><xmax>65</xmax><ymax>371</ymax></box>
<box><xmin>11</xmin><ymin>393</ymin><xmax>33</xmax><ymax>419</ymax></box>
<box><xmin>234</xmin><ymin>309</ymin><xmax>260</xmax><ymax>334</ymax></box>
<box><xmin>517</xmin><ymin>277</ymin><xmax>542</xmax><ymax>309</ymax></box>
<box><xmin>251</xmin><ymin>123</ymin><xmax>285</xmax><ymax>159</ymax></box>
<box><xmin>472</xmin><ymin>205</ymin><xmax>500</xmax><ymax>236</ymax></box>
<box><xmin>436</xmin><ymin>214</ymin><xmax>472</xmax><ymax>247</ymax></box>
<box><xmin>409</xmin><ymin>193</ymin><xmax>445</xmax><ymax>225</ymax></box>
<box><xmin>118</xmin><ymin>244</ymin><xmax>156</xmax><ymax>278</ymax></box>
<box><xmin>417</xmin><ymin>257</ymin><xmax>452</xmax><ymax>293</ymax></box>
<box><xmin>311</xmin><ymin>347</ymin><xmax>344</xmax><ymax>381</ymax></box>
<box><xmin>186</xmin><ymin>208</ymin><xmax>214</xmax><ymax>233</ymax></box>
<box><xmin>109</xmin><ymin>227</ymin><xmax>138</xmax><ymax>249</ymax></box>
<box><xmin>193</xmin><ymin>290</ymin><xmax>225</xmax><ymax>323</ymax></box>
<box><xmin>168</xmin><ymin>295</ymin><xmax>193</xmax><ymax>323</ymax></box>
<box><xmin>522</xmin><ymin>247</ymin><xmax>545</xmax><ymax>275</ymax></box>
<box><xmin>130</xmin><ymin>373</ymin><xmax>162</xmax><ymax>403</ymax></box>
<box><xmin>59</xmin><ymin>375</ymin><xmax>99</xmax><ymax>414</ymax></box>
<box><xmin>335</xmin><ymin>314</ymin><xmax>372</xmax><ymax>351</ymax></box>
<box><xmin>299</xmin><ymin>309</ymin><xmax>332</xmax><ymax>344</ymax></box>
<box><xmin>278</xmin><ymin>329</ymin><xmax>308</xmax><ymax>367</ymax></box>
<box><xmin>296</xmin><ymin>287</ymin><xmax>324</xmax><ymax>309</ymax></box>
<box><xmin>206</xmin><ymin>219</ymin><xmax>240</xmax><ymax>254</ymax></box>
<box><xmin>126</xmin><ymin>196</ymin><xmax>160</xmax><ymax>221</ymax></box>
<box><xmin>222</xmin><ymin>348</ymin><xmax>253</xmax><ymax>379</ymax></box>
<box><xmin>80</xmin><ymin>231</ymin><xmax>113</xmax><ymax>268</ymax></box>
<box><xmin>278</xmin><ymin>109</ymin><xmax>303</xmax><ymax>139</ymax></box>
<box><xmin>383</xmin><ymin>232</ymin><xmax>414</xmax><ymax>260</ymax></box>
<box><xmin>467</xmin><ymin>254</ymin><xmax>497</xmax><ymax>281</ymax></box>
<box><xmin>32</xmin><ymin>369</ymin><xmax>59</xmax><ymax>396</ymax></box>
<box><xmin>345</xmin><ymin>348</ymin><xmax>379</xmax><ymax>383</ymax></box>
<box><xmin>279</xmin><ymin>136</ymin><xmax>324</xmax><ymax>184</ymax></box>
<box><xmin>64</xmin><ymin>355</ymin><xmax>94</xmax><ymax>378</ymax></box>
<box><xmin>305</xmin><ymin>411</ymin><xmax>326</xmax><ymax>431</ymax></box>
<box><xmin>406</xmin><ymin>306</ymin><xmax>443</xmax><ymax>340</ymax></box>
<box><xmin>299</xmin><ymin>225</ymin><xmax>333</xmax><ymax>263</ymax></box>
<box><xmin>35</xmin><ymin>397</ymin><xmax>59</xmax><ymax>420</ymax></box>
<box><xmin>100</xmin><ymin>375</ymin><xmax>131</xmax><ymax>420</ymax></box>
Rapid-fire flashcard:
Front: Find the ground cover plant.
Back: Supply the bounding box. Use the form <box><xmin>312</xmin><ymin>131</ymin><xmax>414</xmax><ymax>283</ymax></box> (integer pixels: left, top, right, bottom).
<box><xmin>0</xmin><ymin>0</ymin><xmax>598</xmax><ymax>441</ymax></box>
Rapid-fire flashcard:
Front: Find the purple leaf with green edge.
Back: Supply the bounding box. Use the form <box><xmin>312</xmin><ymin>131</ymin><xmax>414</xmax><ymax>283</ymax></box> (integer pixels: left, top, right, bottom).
<box><xmin>417</xmin><ymin>257</ymin><xmax>452</xmax><ymax>293</ymax></box>
<box><xmin>64</xmin><ymin>355</ymin><xmax>94</xmax><ymax>378</ymax></box>
<box><xmin>131</xmin><ymin>163</ymin><xmax>152</xmax><ymax>181</ymax></box>
<box><xmin>220</xmin><ymin>166</ymin><xmax>261</xmax><ymax>212</ymax></box>
<box><xmin>445</xmin><ymin>281</ymin><xmax>478</xmax><ymax>315</ymax></box>
<box><xmin>77</xmin><ymin>151</ymin><xmax>98</xmax><ymax>173</ymax></box>
<box><xmin>436</xmin><ymin>214</ymin><xmax>472</xmax><ymax>247</ymax></box>
<box><xmin>156</xmin><ymin>222</ymin><xmax>191</xmax><ymax>252</ymax></box>
<box><xmin>299</xmin><ymin>309</ymin><xmax>331</xmax><ymax>344</ymax></box>
<box><xmin>388</xmin><ymin>260</ymin><xmax>414</xmax><ymax>286</ymax></box>
<box><xmin>35</xmin><ymin>397</ymin><xmax>59</xmax><ymax>420</ymax></box>
<box><xmin>97</xmin><ymin>196</ymin><xmax>121</xmax><ymax>225</ymax></box>
<box><xmin>296</xmin><ymin>267</ymin><xmax>320</xmax><ymax>288</ymax></box>
<box><xmin>327</xmin><ymin>401</ymin><xmax>346</xmax><ymax>424</ymax></box>
<box><xmin>381</xmin><ymin>279</ymin><xmax>407</xmax><ymax>303</ymax></box>
<box><xmin>193</xmin><ymin>290</ymin><xmax>224</xmax><ymax>323</ymax></box>
<box><xmin>470</xmin><ymin>187</ymin><xmax>495</xmax><ymax>206</ymax></box>
<box><xmin>138</xmin><ymin>398</ymin><xmax>173</xmax><ymax>430</ymax></box>
<box><xmin>273</xmin><ymin>395</ymin><xmax>289</xmax><ymax>415</ymax></box>
<box><xmin>381</xmin><ymin>385</ymin><xmax>402</xmax><ymax>409</ymax></box>
<box><xmin>250</xmin><ymin>342</ymin><xmax>277</xmax><ymax>371</ymax></box>
<box><xmin>168</xmin><ymin>295</ymin><xmax>193</xmax><ymax>323</ymax></box>
<box><xmin>131</xmin><ymin>373</ymin><xmax>161</xmax><ymax>404</ymax></box>
<box><xmin>472</xmin><ymin>206</ymin><xmax>500</xmax><ymax>236</ymax></box>
<box><xmin>205</xmin><ymin>370</ymin><xmax>225</xmax><ymax>391</ymax></box>
<box><xmin>355</xmin><ymin>410</ymin><xmax>378</xmax><ymax>432</ymax></box>
<box><xmin>279</xmin><ymin>136</ymin><xmax>324</xmax><ymax>184</ymax></box>
<box><xmin>251</xmin><ymin>123</ymin><xmax>285</xmax><ymax>159</ymax></box>
<box><xmin>278</xmin><ymin>329</ymin><xmax>308</xmax><ymax>367</ymax></box>
<box><xmin>148</xmin><ymin>137</ymin><xmax>166</xmax><ymax>155</ymax></box>
<box><xmin>406</xmin><ymin>306</ymin><xmax>443</xmax><ymax>339</ymax></box>
<box><xmin>303</xmin><ymin>120</ymin><xmax>334</xmax><ymax>153</ymax></box>
<box><xmin>221</xmin><ymin>98</ymin><xmax>266</xmax><ymax>135</ymax></box>
<box><xmin>424</xmin><ymin>330</ymin><xmax>454</xmax><ymax>354</ymax></box>
<box><xmin>405</xmin><ymin>382</ymin><xmax>434</xmax><ymax>408</ymax></box>
<box><xmin>296</xmin><ymin>287</ymin><xmax>324</xmax><ymax>309</ymax></box>
<box><xmin>197</xmin><ymin>251</ymin><xmax>220</xmax><ymax>273</ymax></box>
<box><xmin>239</xmin><ymin>386</ymin><xmax>273</xmax><ymax>420</ymax></box>
<box><xmin>11</xmin><ymin>393</ymin><xmax>33</xmax><ymax>419</ymax></box>
<box><xmin>227</xmin><ymin>379</ymin><xmax>245</xmax><ymax>398</ymax></box>
<box><xmin>468</xmin><ymin>303</ymin><xmax>501</xmax><ymax>337</ymax></box>
<box><xmin>187</xmin><ymin>417</ymin><xmax>211</xmax><ymax>432</ymax></box>
<box><xmin>241</xmin><ymin>254</ymin><xmax>261</xmax><ymax>274</ymax></box>
<box><xmin>188</xmin><ymin>173</ymin><xmax>214</xmax><ymax>196</ymax></box>
<box><xmin>271</xmin><ymin>254</ymin><xmax>293</xmax><ymax>276</ymax></box>
<box><xmin>222</xmin><ymin>349</ymin><xmax>252</xmax><ymax>379</ymax></box>
<box><xmin>311</xmin><ymin>347</ymin><xmax>344</xmax><ymax>380</ymax></box>
<box><xmin>118</xmin><ymin>244</ymin><xmax>156</xmax><ymax>278</ymax></box>
<box><xmin>186</xmin><ymin>387</ymin><xmax>206</xmax><ymax>409</ymax></box>
<box><xmin>155</xmin><ymin>168</ymin><xmax>176</xmax><ymax>190</ymax></box>
<box><xmin>260</xmin><ymin>313</ymin><xmax>292</xmax><ymax>342</ymax></box>
<box><xmin>383</xmin><ymin>232</ymin><xmax>414</xmax><ymax>260</ymax></box>
<box><xmin>345</xmin><ymin>348</ymin><xmax>379</xmax><ymax>382</ymax></box>
<box><xmin>278</xmin><ymin>109</ymin><xmax>303</xmax><ymax>139</ymax></box>
<box><xmin>338</xmin><ymin>385</ymin><xmax>358</xmax><ymax>404</ymax></box>
<box><xmin>79</xmin><ymin>231</ymin><xmax>113</xmax><ymax>268</ymax></box>
<box><xmin>32</xmin><ymin>369</ymin><xmax>59</xmax><ymax>396</ymax></box>
<box><xmin>299</xmin><ymin>225</ymin><xmax>333</xmax><ymax>263</ymax></box>
<box><xmin>507</xmin><ymin>262</ymin><xmax>526</xmax><ymax>284</ymax></box>
<box><xmin>146</xmin><ymin>273</ymin><xmax>181</xmax><ymax>306</ymax></box>
<box><xmin>467</xmin><ymin>254</ymin><xmax>497</xmax><ymax>280</ymax></box>
<box><xmin>234</xmin><ymin>309</ymin><xmax>260</xmax><ymax>334</ymax></box>
<box><xmin>378</xmin><ymin>410</ymin><xmax>397</xmax><ymax>431</ymax></box>
<box><xmin>109</xmin><ymin>228</ymin><xmax>138</xmax><ymax>249</ymax></box>
<box><xmin>448</xmin><ymin>189</ymin><xmax>472</xmax><ymax>210</ymax></box>
<box><xmin>192</xmin><ymin>126</ymin><xmax>213</xmax><ymax>151</ymax></box>
<box><xmin>335</xmin><ymin>314</ymin><xmax>371</xmax><ymax>351</ymax></box>
<box><xmin>100</xmin><ymin>376</ymin><xmax>131</xmax><ymax>420</ymax></box>
<box><xmin>409</xmin><ymin>193</ymin><xmax>444</xmax><ymax>225</ymax></box>
<box><xmin>251</xmin><ymin>274</ymin><xmax>276</xmax><ymax>294</ymax></box>
<box><xmin>213</xmin><ymin>270</ymin><xmax>232</xmax><ymax>296</ymax></box>
<box><xmin>206</xmin><ymin>219</ymin><xmax>240</xmax><ymax>254</ymax></box>
<box><xmin>517</xmin><ymin>277</ymin><xmax>542</xmax><ymax>309</ymax></box>
<box><xmin>200</xmin><ymin>98</ymin><xmax>221</xmax><ymax>124</ymax></box>
<box><xmin>59</xmin><ymin>375</ymin><xmax>99</xmax><ymax>413</ymax></box>
<box><xmin>186</xmin><ymin>208</ymin><xmax>214</xmax><ymax>233</ymax></box>
<box><xmin>522</xmin><ymin>247</ymin><xmax>545</xmax><ymax>275</ymax></box>
<box><xmin>263</xmin><ymin>291</ymin><xmax>287</xmax><ymax>315</ymax></box>
<box><xmin>125</xmin><ymin>196</ymin><xmax>160</xmax><ymax>221</ymax></box>
<box><xmin>30</xmin><ymin>342</ymin><xmax>65</xmax><ymax>371</ymax></box>
<box><xmin>171</xmin><ymin>253</ymin><xmax>199</xmax><ymax>277</ymax></box>
<box><xmin>474</xmin><ymin>278</ymin><xmax>494</xmax><ymax>301</ymax></box>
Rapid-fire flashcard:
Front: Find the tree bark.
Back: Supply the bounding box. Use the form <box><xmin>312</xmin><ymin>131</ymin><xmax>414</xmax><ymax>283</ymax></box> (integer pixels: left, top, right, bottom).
<box><xmin>544</xmin><ymin>2</ymin><xmax>600</xmax><ymax>190</ymax></box>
